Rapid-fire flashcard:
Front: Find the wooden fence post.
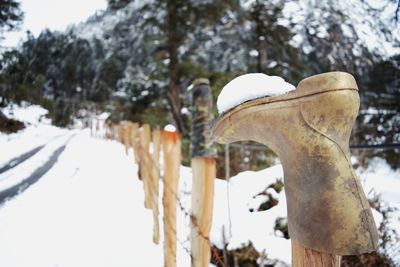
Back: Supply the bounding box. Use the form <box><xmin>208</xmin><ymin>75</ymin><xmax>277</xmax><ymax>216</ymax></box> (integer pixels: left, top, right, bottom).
<box><xmin>151</xmin><ymin>129</ymin><xmax>161</xmax><ymax>244</ymax></box>
<box><xmin>162</xmin><ymin>130</ymin><xmax>181</xmax><ymax>267</ymax></box>
<box><xmin>118</xmin><ymin>122</ymin><xmax>124</xmax><ymax>144</ymax></box>
<box><xmin>123</xmin><ymin>122</ymin><xmax>132</xmax><ymax>155</ymax></box>
<box><xmin>139</xmin><ymin>123</ymin><xmax>152</xmax><ymax>209</ymax></box>
<box><xmin>292</xmin><ymin>240</ymin><xmax>341</xmax><ymax>267</ymax></box>
<box><xmin>130</xmin><ymin>123</ymin><xmax>140</xmax><ymax>164</ymax></box>
<box><xmin>190</xmin><ymin>78</ymin><xmax>216</xmax><ymax>267</ymax></box>
<box><xmin>111</xmin><ymin>123</ymin><xmax>118</xmax><ymax>140</ymax></box>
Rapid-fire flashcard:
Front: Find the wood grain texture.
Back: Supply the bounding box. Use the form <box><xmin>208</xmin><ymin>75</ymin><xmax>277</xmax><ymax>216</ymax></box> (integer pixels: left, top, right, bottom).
<box><xmin>130</xmin><ymin>123</ymin><xmax>140</xmax><ymax>164</ymax></box>
<box><xmin>118</xmin><ymin>123</ymin><xmax>124</xmax><ymax>144</ymax></box>
<box><xmin>292</xmin><ymin>240</ymin><xmax>341</xmax><ymax>267</ymax></box>
<box><xmin>162</xmin><ymin>130</ymin><xmax>181</xmax><ymax>267</ymax></box>
<box><xmin>123</xmin><ymin>122</ymin><xmax>131</xmax><ymax>155</ymax></box>
<box><xmin>151</xmin><ymin>129</ymin><xmax>161</xmax><ymax>244</ymax></box>
<box><xmin>191</xmin><ymin>157</ymin><xmax>215</xmax><ymax>267</ymax></box>
<box><xmin>139</xmin><ymin>124</ymin><xmax>152</xmax><ymax>209</ymax></box>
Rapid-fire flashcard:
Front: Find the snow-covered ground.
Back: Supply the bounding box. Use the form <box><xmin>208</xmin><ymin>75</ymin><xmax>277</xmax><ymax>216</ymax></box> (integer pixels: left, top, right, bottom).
<box><xmin>0</xmin><ymin>102</ymin><xmax>69</xmax><ymax>166</ymax></box>
<box><xmin>0</xmin><ymin>103</ymin><xmax>399</xmax><ymax>267</ymax></box>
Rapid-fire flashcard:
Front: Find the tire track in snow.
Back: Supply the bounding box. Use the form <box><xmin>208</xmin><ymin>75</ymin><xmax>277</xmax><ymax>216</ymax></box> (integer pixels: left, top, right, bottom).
<box><xmin>0</xmin><ymin>145</ymin><xmax>45</xmax><ymax>174</ymax></box>
<box><xmin>0</xmin><ymin>134</ymin><xmax>76</xmax><ymax>205</ymax></box>
<box><xmin>0</xmin><ymin>134</ymin><xmax>66</xmax><ymax>174</ymax></box>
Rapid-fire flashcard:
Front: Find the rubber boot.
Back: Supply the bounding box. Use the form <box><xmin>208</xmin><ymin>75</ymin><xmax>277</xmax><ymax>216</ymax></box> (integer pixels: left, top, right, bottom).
<box><xmin>211</xmin><ymin>71</ymin><xmax>378</xmax><ymax>255</ymax></box>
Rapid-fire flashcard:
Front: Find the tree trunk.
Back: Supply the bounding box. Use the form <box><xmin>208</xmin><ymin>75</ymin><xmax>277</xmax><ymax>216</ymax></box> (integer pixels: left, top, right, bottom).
<box><xmin>166</xmin><ymin>0</ymin><xmax>185</xmax><ymax>134</ymax></box>
<box><xmin>254</xmin><ymin>0</ymin><xmax>267</xmax><ymax>73</ymax></box>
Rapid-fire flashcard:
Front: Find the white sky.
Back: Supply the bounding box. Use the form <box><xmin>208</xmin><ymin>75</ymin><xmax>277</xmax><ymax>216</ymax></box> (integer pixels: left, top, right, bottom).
<box><xmin>2</xmin><ymin>0</ymin><xmax>107</xmax><ymax>48</ymax></box>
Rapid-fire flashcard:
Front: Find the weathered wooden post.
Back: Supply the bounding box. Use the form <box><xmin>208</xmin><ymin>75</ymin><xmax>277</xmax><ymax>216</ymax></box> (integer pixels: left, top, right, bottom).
<box><xmin>118</xmin><ymin>122</ymin><xmax>124</xmax><ymax>144</ymax></box>
<box><xmin>139</xmin><ymin>123</ymin><xmax>152</xmax><ymax>209</ymax></box>
<box><xmin>130</xmin><ymin>122</ymin><xmax>140</xmax><ymax>164</ymax></box>
<box><xmin>123</xmin><ymin>121</ymin><xmax>132</xmax><ymax>155</ymax></box>
<box><xmin>210</xmin><ymin>72</ymin><xmax>378</xmax><ymax>266</ymax></box>
<box><xmin>95</xmin><ymin>119</ymin><xmax>100</xmax><ymax>137</ymax></box>
<box><xmin>151</xmin><ymin>129</ymin><xmax>161</xmax><ymax>244</ymax></box>
<box><xmin>190</xmin><ymin>78</ymin><xmax>216</xmax><ymax>267</ymax></box>
<box><xmin>162</xmin><ymin>129</ymin><xmax>181</xmax><ymax>267</ymax></box>
<box><xmin>90</xmin><ymin>118</ymin><xmax>93</xmax><ymax>136</ymax></box>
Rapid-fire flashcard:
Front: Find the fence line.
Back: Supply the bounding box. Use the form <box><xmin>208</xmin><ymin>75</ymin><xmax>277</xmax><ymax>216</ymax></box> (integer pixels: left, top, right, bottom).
<box><xmin>99</xmin><ymin>121</ymin><xmax>226</xmax><ymax>267</ymax></box>
<box><xmin>92</xmin><ymin>119</ymin><xmax>400</xmax><ymax>267</ymax></box>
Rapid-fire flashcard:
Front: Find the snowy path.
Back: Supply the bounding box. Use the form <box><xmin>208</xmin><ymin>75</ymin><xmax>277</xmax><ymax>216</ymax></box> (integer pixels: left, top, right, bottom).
<box><xmin>0</xmin><ymin>144</ymin><xmax>45</xmax><ymax>174</ymax></box>
<box><xmin>0</xmin><ymin>136</ymin><xmax>72</xmax><ymax>204</ymax></box>
<box><xmin>0</xmin><ymin>130</ymin><xmax>171</xmax><ymax>267</ymax></box>
<box><xmin>0</xmin><ymin>132</ymin><xmax>68</xmax><ymax>174</ymax></box>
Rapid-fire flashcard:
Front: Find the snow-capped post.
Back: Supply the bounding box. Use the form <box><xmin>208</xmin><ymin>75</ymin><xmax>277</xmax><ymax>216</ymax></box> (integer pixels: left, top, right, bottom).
<box><xmin>190</xmin><ymin>78</ymin><xmax>216</xmax><ymax>267</ymax></box>
<box><xmin>151</xmin><ymin>128</ymin><xmax>161</xmax><ymax>244</ymax></box>
<box><xmin>162</xmin><ymin>127</ymin><xmax>181</xmax><ymax>267</ymax></box>
<box><xmin>210</xmin><ymin>72</ymin><xmax>378</xmax><ymax>267</ymax></box>
<box><xmin>138</xmin><ymin>123</ymin><xmax>152</xmax><ymax>209</ymax></box>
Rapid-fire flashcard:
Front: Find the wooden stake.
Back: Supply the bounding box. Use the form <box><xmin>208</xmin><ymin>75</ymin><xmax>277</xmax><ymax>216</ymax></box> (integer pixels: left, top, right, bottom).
<box><xmin>191</xmin><ymin>157</ymin><xmax>215</xmax><ymax>267</ymax></box>
<box><xmin>162</xmin><ymin>130</ymin><xmax>181</xmax><ymax>267</ymax></box>
<box><xmin>292</xmin><ymin>240</ymin><xmax>341</xmax><ymax>267</ymax></box>
<box><xmin>139</xmin><ymin>123</ymin><xmax>152</xmax><ymax>209</ymax></box>
<box><xmin>123</xmin><ymin>122</ymin><xmax>132</xmax><ymax>155</ymax></box>
<box><xmin>130</xmin><ymin>123</ymin><xmax>140</xmax><ymax>164</ymax></box>
<box><xmin>95</xmin><ymin>119</ymin><xmax>100</xmax><ymax>134</ymax></box>
<box><xmin>151</xmin><ymin>129</ymin><xmax>161</xmax><ymax>244</ymax></box>
<box><xmin>118</xmin><ymin>123</ymin><xmax>124</xmax><ymax>144</ymax></box>
<box><xmin>90</xmin><ymin>118</ymin><xmax>93</xmax><ymax>136</ymax></box>
<box><xmin>190</xmin><ymin>78</ymin><xmax>216</xmax><ymax>267</ymax></box>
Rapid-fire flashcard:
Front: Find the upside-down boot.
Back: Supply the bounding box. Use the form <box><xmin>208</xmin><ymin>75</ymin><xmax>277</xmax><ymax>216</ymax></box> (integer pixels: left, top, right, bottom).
<box><xmin>211</xmin><ymin>71</ymin><xmax>378</xmax><ymax>255</ymax></box>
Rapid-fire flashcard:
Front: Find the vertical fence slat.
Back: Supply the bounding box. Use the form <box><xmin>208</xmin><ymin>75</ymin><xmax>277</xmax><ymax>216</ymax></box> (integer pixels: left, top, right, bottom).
<box><xmin>139</xmin><ymin>123</ymin><xmax>152</xmax><ymax>209</ymax></box>
<box><xmin>190</xmin><ymin>78</ymin><xmax>216</xmax><ymax>267</ymax></box>
<box><xmin>118</xmin><ymin>123</ymin><xmax>124</xmax><ymax>144</ymax></box>
<box><xmin>292</xmin><ymin>240</ymin><xmax>341</xmax><ymax>267</ymax></box>
<box><xmin>191</xmin><ymin>157</ymin><xmax>215</xmax><ymax>267</ymax></box>
<box><xmin>162</xmin><ymin>130</ymin><xmax>181</xmax><ymax>267</ymax></box>
<box><xmin>123</xmin><ymin>122</ymin><xmax>131</xmax><ymax>155</ymax></box>
<box><xmin>130</xmin><ymin>123</ymin><xmax>140</xmax><ymax>164</ymax></box>
<box><xmin>151</xmin><ymin>129</ymin><xmax>161</xmax><ymax>244</ymax></box>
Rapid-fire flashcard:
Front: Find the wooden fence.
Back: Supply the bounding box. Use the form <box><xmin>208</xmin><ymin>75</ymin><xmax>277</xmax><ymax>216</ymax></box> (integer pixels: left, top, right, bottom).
<box><xmin>90</xmin><ymin>119</ymin><xmax>223</xmax><ymax>267</ymax></box>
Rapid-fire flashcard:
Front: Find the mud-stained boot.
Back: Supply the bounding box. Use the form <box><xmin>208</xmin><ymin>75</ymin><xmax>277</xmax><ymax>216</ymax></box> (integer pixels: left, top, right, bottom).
<box><xmin>211</xmin><ymin>71</ymin><xmax>378</xmax><ymax>255</ymax></box>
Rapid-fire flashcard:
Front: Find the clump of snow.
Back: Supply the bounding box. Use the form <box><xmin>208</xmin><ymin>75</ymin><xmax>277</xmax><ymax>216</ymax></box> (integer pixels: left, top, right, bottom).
<box><xmin>1</xmin><ymin>102</ymin><xmax>51</xmax><ymax>126</ymax></box>
<box><xmin>217</xmin><ymin>73</ymin><xmax>295</xmax><ymax>114</ymax></box>
<box><xmin>97</xmin><ymin>112</ymin><xmax>110</xmax><ymax>120</ymax></box>
<box><xmin>164</xmin><ymin>124</ymin><xmax>177</xmax><ymax>132</ymax></box>
<box><xmin>180</xmin><ymin>107</ymin><xmax>189</xmax><ymax>115</ymax></box>
<box><xmin>213</xmin><ymin>167</ymin><xmax>290</xmax><ymax>264</ymax></box>
<box><xmin>357</xmin><ymin>157</ymin><xmax>400</xmax><ymax>263</ymax></box>
<box><xmin>187</xmin><ymin>83</ymin><xmax>194</xmax><ymax>91</ymax></box>
<box><xmin>359</xmin><ymin>158</ymin><xmax>400</xmax><ymax>214</ymax></box>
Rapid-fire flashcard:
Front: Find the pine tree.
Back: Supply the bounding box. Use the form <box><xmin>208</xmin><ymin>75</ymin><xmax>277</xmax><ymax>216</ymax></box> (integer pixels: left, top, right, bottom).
<box><xmin>139</xmin><ymin>0</ymin><xmax>238</xmax><ymax>133</ymax></box>
<box><xmin>244</xmin><ymin>0</ymin><xmax>307</xmax><ymax>82</ymax></box>
<box><xmin>0</xmin><ymin>0</ymin><xmax>23</xmax><ymax>39</ymax></box>
<box><xmin>107</xmin><ymin>0</ymin><xmax>130</xmax><ymax>10</ymax></box>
